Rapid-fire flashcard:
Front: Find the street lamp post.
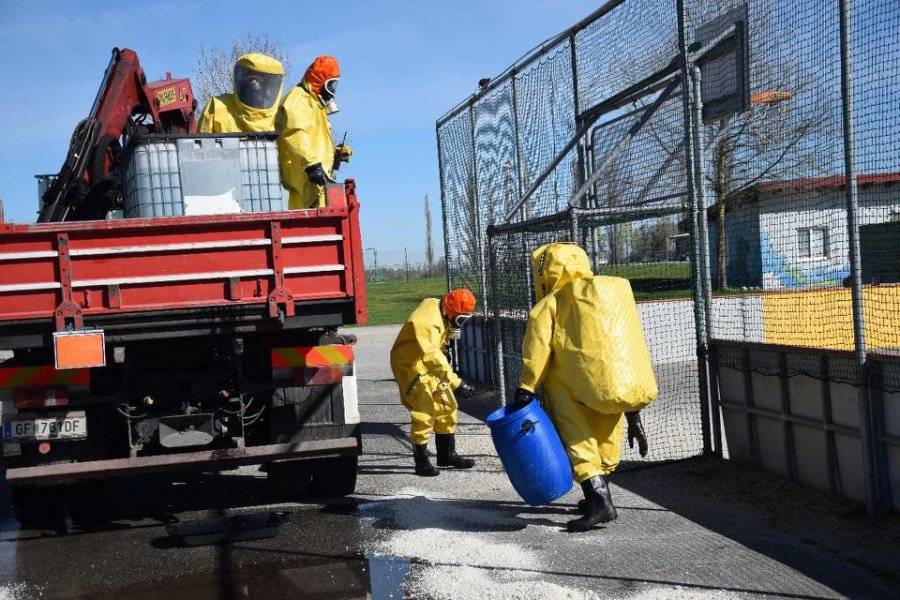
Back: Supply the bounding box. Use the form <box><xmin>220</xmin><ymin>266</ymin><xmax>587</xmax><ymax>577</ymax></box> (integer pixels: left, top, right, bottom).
<box><xmin>365</xmin><ymin>247</ymin><xmax>380</xmax><ymax>282</ymax></box>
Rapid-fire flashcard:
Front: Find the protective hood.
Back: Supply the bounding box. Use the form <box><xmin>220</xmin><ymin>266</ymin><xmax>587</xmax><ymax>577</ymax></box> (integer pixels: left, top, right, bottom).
<box><xmin>233</xmin><ymin>53</ymin><xmax>285</xmax><ymax>112</ymax></box>
<box><xmin>303</xmin><ymin>55</ymin><xmax>341</xmax><ymax>95</ymax></box>
<box><xmin>531</xmin><ymin>242</ymin><xmax>594</xmax><ymax>301</ymax></box>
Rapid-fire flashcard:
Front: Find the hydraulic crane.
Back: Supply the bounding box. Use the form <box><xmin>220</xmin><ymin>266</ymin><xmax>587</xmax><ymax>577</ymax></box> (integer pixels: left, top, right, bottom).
<box><xmin>38</xmin><ymin>47</ymin><xmax>197</xmax><ymax>222</ymax></box>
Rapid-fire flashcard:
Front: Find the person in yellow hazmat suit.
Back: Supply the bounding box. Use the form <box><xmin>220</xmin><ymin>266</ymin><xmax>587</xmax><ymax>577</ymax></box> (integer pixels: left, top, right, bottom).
<box><xmin>390</xmin><ymin>289</ymin><xmax>478</xmax><ymax>476</ymax></box>
<box><xmin>198</xmin><ymin>53</ymin><xmax>285</xmax><ymax>133</ymax></box>
<box><xmin>513</xmin><ymin>242</ymin><xmax>657</xmax><ymax>532</ymax></box>
<box><xmin>275</xmin><ymin>55</ymin><xmax>352</xmax><ymax>209</ymax></box>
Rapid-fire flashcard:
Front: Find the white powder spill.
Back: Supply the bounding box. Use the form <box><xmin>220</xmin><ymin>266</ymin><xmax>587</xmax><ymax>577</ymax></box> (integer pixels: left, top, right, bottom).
<box><xmin>624</xmin><ymin>587</ymin><xmax>747</xmax><ymax>600</ymax></box>
<box><xmin>362</xmin><ymin>487</ymin><xmax>538</xmax><ymax>569</ymax></box>
<box><xmin>405</xmin><ymin>565</ymin><xmax>600</xmax><ymax>600</ymax></box>
<box><xmin>360</xmin><ymin>487</ymin><xmax>595</xmax><ymax>599</ymax></box>
<box><xmin>0</xmin><ymin>584</ymin><xmax>39</xmax><ymax>600</ymax></box>
<box><xmin>383</xmin><ymin>528</ymin><xmax>535</xmax><ymax>568</ymax></box>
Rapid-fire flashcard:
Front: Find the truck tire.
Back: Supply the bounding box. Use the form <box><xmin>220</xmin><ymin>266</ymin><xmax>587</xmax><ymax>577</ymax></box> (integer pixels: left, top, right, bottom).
<box><xmin>9</xmin><ymin>486</ymin><xmax>55</xmax><ymax>530</ymax></box>
<box><xmin>267</xmin><ymin>459</ymin><xmax>314</xmax><ymax>500</ymax></box>
<box><xmin>10</xmin><ymin>481</ymin><xmax>107</xmax><ymax>532</ymax></box>
<box><xmin>311</xmin><ymin>455</ymin><xmax>358</xmax><ymax>497</ymax></box>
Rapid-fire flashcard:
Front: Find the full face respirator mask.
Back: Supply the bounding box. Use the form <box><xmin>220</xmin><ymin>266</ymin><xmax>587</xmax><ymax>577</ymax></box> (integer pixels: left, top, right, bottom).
<box><xmin>448</xmin><ymin>313</ymin><xmax>473</xmax><ymax>340</ymax></box>
<box><xmin>321</xmin><ymin>77</ymin><xmax>340</xmax><ymax>114</ymax></box>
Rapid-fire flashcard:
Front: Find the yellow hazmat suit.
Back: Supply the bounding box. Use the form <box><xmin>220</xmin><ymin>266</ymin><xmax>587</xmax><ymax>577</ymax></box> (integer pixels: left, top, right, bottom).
<box><xmin>390</xmin><ymin>298</ymin><xmax>463</xmax><ymax>445</ymax></box>
<box><xmin>198</xmin><ymin>53</ymin><xmax>285</xmax><ymax>133</ymax></box>
<box><xmin>275</xmin><ymin>81</ymin><xmax>335</xmax><ymax>209</ymax></box>
<box><xmin>518</xmin><ymin>243</ymin><xmax>658</xmax><ymax>482</ymax></box>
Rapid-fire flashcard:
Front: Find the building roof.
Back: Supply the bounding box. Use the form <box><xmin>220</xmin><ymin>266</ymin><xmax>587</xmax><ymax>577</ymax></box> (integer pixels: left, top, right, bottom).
<box><xmin>757</xmin><ymin>172</ymin><xmax>900</xmax><ymax>192</ymax></box>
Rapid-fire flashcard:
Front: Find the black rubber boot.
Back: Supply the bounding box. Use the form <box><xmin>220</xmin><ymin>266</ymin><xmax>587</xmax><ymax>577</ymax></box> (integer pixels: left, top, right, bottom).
<box><xmin>577</xmin><ymin>474</ymin><xmax>610</xmax><ymax>512</ymax></box>
<box><xmin>435</xmin><ymin>433</ymin><xmax>475</xmax><ymax>469</ymax></box>
<box><xmin>413</xmin><ymin>443</ymin><xmax>439</xmax><ymax>477</ymax></box>
<box><xmin>568</xmin><ymin>476</ymin><xmax>617</xmax><ymax>531</ymax></box>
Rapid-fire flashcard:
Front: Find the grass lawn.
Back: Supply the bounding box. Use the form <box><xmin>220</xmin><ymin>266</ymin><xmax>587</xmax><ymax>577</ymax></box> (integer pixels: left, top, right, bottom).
<box><xmin>360</xmin><ymin>266</ymin><xmax>747</xmax><ymax>324</ymax></box>
<box><xmin>363</xmin><ymin>276</ymin><xmax>447</xmax><ymax>326</ymax></box>
<box><xmin>599</xmin><ymin>261</ymin><xmax>691</xmax><ymax>280</ymax></box>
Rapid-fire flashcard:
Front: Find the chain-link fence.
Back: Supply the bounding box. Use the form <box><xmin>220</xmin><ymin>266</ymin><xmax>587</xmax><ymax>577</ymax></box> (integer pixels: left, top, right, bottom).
<box><xmin>437</xmin><ymin>0</ymin><xmax>899</xmax><ymax>513</ymax></box>
<box><xmin>362</xmin><ymin>248</ymin><xmax>445</xmax><ymax>282</ymax></box>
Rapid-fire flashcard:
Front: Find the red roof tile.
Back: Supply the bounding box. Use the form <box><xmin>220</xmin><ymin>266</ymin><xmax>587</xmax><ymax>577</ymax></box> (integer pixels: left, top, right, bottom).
<box><xmin>757</xmin><ymin>172</ymin><xmax>900</xmax><ymax>192</ymax></box>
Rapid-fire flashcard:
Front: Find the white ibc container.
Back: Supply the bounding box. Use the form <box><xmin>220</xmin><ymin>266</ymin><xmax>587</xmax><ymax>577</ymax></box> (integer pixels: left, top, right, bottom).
<box><xmin>240</xmin><ymin>136</ymin><xmax>290</xmax><ymax>212</ymax></box>
<box><xmin>121</xmin><ymin>133</ymin><xmax>287</xmax><ymax>218</ymax></box>
<box><xmin>122</xmin><ymin>140</ymin><xmax>182</xmax><ymax>218</ymax></box>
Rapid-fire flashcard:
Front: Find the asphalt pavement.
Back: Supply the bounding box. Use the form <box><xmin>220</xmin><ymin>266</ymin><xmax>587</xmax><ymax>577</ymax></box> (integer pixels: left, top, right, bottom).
<box><xmin>0</xmin><ymin>325</ymin><xmax>898</xmax><ymax>599</ymax></box>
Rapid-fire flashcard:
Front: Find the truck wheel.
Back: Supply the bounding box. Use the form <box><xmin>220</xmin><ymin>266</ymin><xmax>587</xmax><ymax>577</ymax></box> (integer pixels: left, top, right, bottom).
<box><xmin>9</xmin><ymin>486</ymin><xmax>54</xmax><ymax>530</ymax></box>
<box><xmin>11</xmin><ymin>481</ymin><xmax>108</xmax><ymax>533</ymax></box>
<box><xmin>311</xmin><ymin>456</ymin><xmax>358</xmax><ymax>497</ymax></box>
<box><xmin>66</xmin><ymin>480</ymin><xmax>109</xmax><ymax>526</ymax></box>
<box><xmin>267</xmin><ymin>459</ymin><xmax>314</xmax><ymax>500</ymax></box>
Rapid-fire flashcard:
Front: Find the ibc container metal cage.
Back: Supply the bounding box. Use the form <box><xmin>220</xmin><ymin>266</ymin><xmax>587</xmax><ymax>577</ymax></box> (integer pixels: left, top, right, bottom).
<box><xmin>121</xmin><ymin>133</ymin><xmax>287</xmax><ymax>218</ymax></box>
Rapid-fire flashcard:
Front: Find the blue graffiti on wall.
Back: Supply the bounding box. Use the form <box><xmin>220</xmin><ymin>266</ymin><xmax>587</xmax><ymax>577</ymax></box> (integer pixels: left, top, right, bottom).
<box><xmin>760</xmin><ymin>234</ymin><xmax>849</xmax><ymax>288</ymax></box>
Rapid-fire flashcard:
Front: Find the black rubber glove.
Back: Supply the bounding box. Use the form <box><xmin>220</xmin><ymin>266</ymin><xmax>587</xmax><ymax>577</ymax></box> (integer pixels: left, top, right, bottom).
<box><xmin>456</xmin><ymin>380</ymin><xmax>476</xmax><ymax>399</ymax></box>
<box><xmin>511</xmin><ymin>387</ymin><xmax>533</xmax><ymax>409</ymax></box>
<box><xmin>305</xmin><ymin>163</ymin><xmax>331</xmax><ymax>186</ymax></box>
<box><xmin>626</xmin><ymin>411</ymin><xmax>648</xmax><ymax>457</ymax></box>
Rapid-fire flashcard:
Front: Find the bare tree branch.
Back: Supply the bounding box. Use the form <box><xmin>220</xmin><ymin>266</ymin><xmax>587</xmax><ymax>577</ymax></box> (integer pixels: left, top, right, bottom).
<box><xmin>193</xmin><ymin>31</ymin><xmax>296</xmax><ymax>113</ymax></box>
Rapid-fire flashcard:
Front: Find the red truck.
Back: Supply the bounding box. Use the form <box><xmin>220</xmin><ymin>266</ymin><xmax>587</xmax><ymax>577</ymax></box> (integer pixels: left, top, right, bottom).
<box><xmin>0</xmin><ymin>49</ymin><xmax>367</xmax><ymax>524</ymax></box>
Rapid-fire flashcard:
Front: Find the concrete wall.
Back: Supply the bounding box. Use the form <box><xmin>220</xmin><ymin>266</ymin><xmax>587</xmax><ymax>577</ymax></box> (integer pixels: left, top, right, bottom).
<box><xmin>716</xmin><ymin>344</ymin><xmax>900</xmax><ymax>511</ymax></box>
<box><xmin>636</xmin><ymin>300</ymin><xmax>697</xmax><ymax>365</ymax></box>
<box><xmin>883</xmin><ymin>384</ymin><xmax>900</xmax><ymax>512</ymax></box>
<box><xmin>461</xmin><ymin>297</ymin><xmax>766</xmax><ymax>381</ymax></box>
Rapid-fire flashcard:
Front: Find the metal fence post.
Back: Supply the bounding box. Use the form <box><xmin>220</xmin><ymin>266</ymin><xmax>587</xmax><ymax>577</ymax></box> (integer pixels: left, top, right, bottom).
<box><xmin>569</xmin><ymin>206</ymin><xmax>580</xmax><ymax>242</ymax></box>
<box><xmin>510</xmin><ymin>71</ymin><xmax>533</xmax><ymax>304</ymax></box>
<box><xmin>435</xmin><ymin>123</ymin><xmax>453</xmax><ymax>293</ymax></box>
<box><xmin>690</xmin><ymin>65</ymin><xmax>723</xmax><ymax>457</ymax></box>
<box><xmin>677</xmin><ymin>0</ymin><xmax>713</xmax><ymax>456</ymax></box>
<box><xmin>570</xmin><ymin>32</ymin><xmax>587</xmax><ymax>195</ymax></box>
<box><xmin>570</xmin><ymin>33</ymin><xmax>581</xmax><ymax>124</ymax></box>
<box><xmin>570</xmin><ymin>33</ymin><xmax>596</xmax><ymax>265</ymax></box>
<box><xmin>468</xmin><ymin>101</ymin><xmax>491</xmax><ymax>318</ymax></box>
<box><xmin>839</xmin><ymin>0</ymin><xmax>879</xmax><ymax>516</ymax></box>
<box><xmin>487</xmin><ymin>230</ymin><xmax>507</xmax><ymax>406</ymax></box>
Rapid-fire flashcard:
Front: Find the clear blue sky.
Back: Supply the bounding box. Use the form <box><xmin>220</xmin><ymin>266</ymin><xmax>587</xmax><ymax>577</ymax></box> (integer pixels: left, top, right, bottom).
<box><xmin>0</xmin><ymin>1</ymin><xmax>593</xmax><ymax>264</ymax></box>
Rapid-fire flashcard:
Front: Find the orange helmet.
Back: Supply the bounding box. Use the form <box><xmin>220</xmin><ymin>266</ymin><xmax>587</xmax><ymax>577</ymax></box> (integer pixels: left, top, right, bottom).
<box><xmin>304</xmin><ymin>55</ymin><xmax>340</xmax><ymax>95</ymax></box>
<box><xmin>442</xmin><ymin>289</ymin><xmax>477</xmax><ymax>319</ymax></box>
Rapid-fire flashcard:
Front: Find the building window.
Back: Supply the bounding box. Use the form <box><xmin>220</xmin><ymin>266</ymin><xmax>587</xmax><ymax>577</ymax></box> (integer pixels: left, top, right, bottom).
<box><xmin>798</xmin><ymin>227</ymin><xmax>828</xmax><ymax>258</ymax></box>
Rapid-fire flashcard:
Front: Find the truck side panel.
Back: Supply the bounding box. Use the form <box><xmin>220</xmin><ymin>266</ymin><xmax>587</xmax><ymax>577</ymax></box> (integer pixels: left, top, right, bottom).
<box><xmin>0</xmin><ymin>208</ymin><xmax>359</xmax><ymax>324</ymax></box>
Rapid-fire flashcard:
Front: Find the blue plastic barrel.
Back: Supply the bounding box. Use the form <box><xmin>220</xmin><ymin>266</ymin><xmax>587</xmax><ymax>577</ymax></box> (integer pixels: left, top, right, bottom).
<box><xmin>486</xmin><ymin>397</ymin><xmax>572</xmax><ymax>506</ymax></box>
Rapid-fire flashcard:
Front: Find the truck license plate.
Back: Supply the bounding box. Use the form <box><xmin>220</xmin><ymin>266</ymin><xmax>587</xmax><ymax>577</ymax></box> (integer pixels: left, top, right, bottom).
<box><xmin>2</xmin><ymin>414</ymin><xmax>87</xmax><ymax>441</ymax></box>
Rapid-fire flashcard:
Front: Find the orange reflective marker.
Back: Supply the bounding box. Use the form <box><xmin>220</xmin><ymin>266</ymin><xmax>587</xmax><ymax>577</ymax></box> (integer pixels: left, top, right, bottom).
<box><xmin>53</xmin><ymin>330</ymin><xmax>106</xmax><ymax>370</ymax></box>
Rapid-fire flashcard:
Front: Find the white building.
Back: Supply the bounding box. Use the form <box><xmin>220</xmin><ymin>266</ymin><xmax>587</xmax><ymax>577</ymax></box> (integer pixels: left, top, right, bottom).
<box><xmin>710</xmin><ymin>173</ymin><xmax>900</xmax><ymax>289</ymax></box>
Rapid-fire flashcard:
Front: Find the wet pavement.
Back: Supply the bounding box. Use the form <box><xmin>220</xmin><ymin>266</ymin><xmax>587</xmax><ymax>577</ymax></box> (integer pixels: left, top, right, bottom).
<box><xmin>0</xmin><ymin>325</ymin><xmax>898</xmax><ymax>599</ymax></box>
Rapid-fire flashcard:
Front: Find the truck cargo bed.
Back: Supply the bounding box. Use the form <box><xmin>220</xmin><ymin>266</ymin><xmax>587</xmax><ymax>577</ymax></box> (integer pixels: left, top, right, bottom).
<box><xmin>0</xmin><ymin>182</ymin><xmax>367</xmax><ymax>348</ymax></box>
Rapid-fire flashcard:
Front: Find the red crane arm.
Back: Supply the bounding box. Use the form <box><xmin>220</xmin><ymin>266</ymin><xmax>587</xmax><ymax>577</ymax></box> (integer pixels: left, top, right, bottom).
<box><xmin>38</xmin><ymin>48</ymin><xmax>197</xmax><ymax>223</ymax></box>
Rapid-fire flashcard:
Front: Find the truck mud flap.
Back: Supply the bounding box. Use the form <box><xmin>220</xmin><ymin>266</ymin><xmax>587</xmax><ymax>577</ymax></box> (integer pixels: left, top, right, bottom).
<box><xmin>5</xmin><ymin>436</ymin><xmax>359</xmax><ymax>486</ymax></box>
